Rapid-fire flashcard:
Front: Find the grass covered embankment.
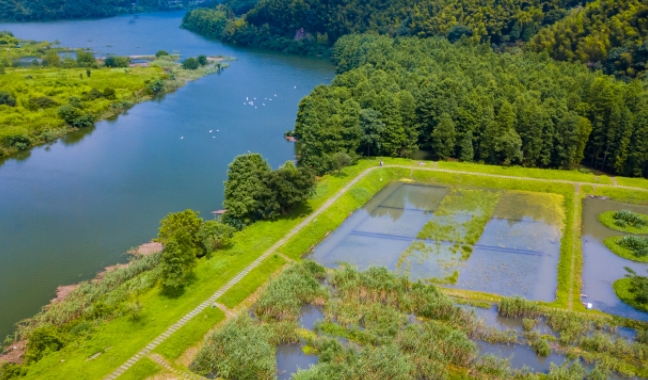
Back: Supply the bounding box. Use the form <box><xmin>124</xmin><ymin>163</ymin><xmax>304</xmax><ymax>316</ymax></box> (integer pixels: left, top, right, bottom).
<box><xmin>0</xmin><ymin>34</ymin><xmax>229</xmax><ymax>157</ymax></box>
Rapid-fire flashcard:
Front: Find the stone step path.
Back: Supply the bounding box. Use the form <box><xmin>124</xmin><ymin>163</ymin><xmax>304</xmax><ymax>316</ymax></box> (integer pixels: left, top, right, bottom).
<box><xmin>150</xmin><ymin>353</ymin><xmax>205</xmax><ymax>379</ymax></box>
<box><xmin>104</xmin><ymin>163</ymin><xmax>648</xmax><ymax>379</ymax></box>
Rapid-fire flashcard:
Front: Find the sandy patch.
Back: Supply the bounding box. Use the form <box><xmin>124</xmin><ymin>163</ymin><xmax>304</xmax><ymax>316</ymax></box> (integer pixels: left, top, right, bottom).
<box><xmin>0</xmin><ymin>340</ymin><xmax>26</xmax><ymax>365</ymax></box>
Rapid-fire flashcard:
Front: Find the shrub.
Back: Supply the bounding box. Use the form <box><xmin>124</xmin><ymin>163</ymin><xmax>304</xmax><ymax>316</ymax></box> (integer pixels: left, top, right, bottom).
<box><xmin>0</xmin><ymin>91</ymin><xmax>16</xmax><ymax>106</ymax></box>
<box><xmin>617</xmin><ymin>236</ymin><xmax>648</xmax><ymax>258</ymax></box>
<box><xmin>197</xmin><ymin>54</ymin><xmax>208</xmax><ymax>66</ymax></box>
<box><xmin>182</xmin><ymin>57</ymin><xmax>199</xmax><ymax>70</ymax></box>
<box><xmin>27</xmin><ymin>96</ymin><xmax>59</xmax><ymax>110</ymax></box>
<box><xmin>533</xmin><ymin>338</ymin><xmax>551</xmax><ymax>356</ymax></box>
<box><xmin>104</xmin><ymin>55</ymin><xmax>130</xmax><ymax>68</ymax></box>
<box><xmin>103</xmin><ymin>87</ymin><xmax>116</xmax><ymax>100</ymax></box>
<box><xmin>498</xmin><ymin>296</ymin><xmax>540</xmax><ymax>318</ymax></box>
<box><xmin>76</xmin><ymin>51</ymin><xmax>95</xmax><ymax>66</ymax></box>
<box><xmin>4</xmin><ymin>135</ymin><xmax>30</xmax><ymax>150</ymax></box>
<box><xmin>24</xmin><ymin>326</ymin><xmax>65</xmax><ymax>364</ymax></box>
<box><xmin>613</xmin><ymin>210</ymin><xmax>648</xmax><ymax>228</ymax></box>
<box><xmin>155</xmin><ymin>50</ymin><xmax>169</xmax><ymax>58</ymax></box>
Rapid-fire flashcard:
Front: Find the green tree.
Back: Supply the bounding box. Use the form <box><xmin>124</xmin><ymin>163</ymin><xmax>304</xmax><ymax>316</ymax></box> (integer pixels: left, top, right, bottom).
<box><xmin>359</xmin><ymin>109</ymin><xmax>384</xmax><ymax>156</ymax></box>
<box><xmin>43</xmin><ymin>50</ymin><xmax>60</xmax><ymax>67</ymax></box>
<box><xmin>223</xmin><ymin>153</ymin><xmax>272</xmax><ymax>225</ymax></box>
<box><xmin>197</xmin><ymin>54</ymin><xmax>208</xmax><ymax>66</ymax></box>
<box><xmin>104</xmin><ymin>56</ymin><xmax>130</xmax><ymax>68</ymax></box>
<box><xmin>199</xmin><ymin>220</ymin><xmax>235</xmax><ymax>252</ymax></box>
<box><xmin>76</xmin><ymin>51</ymin><xmax>95</xmax><ymax>66</ymax></box>
<box><xmin>460</xmin><ymin>130</ymin><xmax>474</xmax><ymax>162</ymax></box>
<box><xmin>431</xmin><ymin>113</ymin><xmax>456</xmax><ymax>160</ymax></box>
<box><xmin>160</xmin><ymin>239</ymin><xmax>197</xmax><ymax>295</ymax></box>
<box><xmin>258</xmin><ymin>161</ymin><xmax>316</xmax><ymax>218</ymax></box>
<box><xmin>155</xmin><ymin>209</ymin><xmax>204</xmax><ymax>255</ymax></box>
<box><xmin>0</xmin><ymin>91</ymin><xmax>16</xmax><ymax>107</ymax></box>
<box><xmin>332</xmin><ymin>152</ymin><xmax>352</xmax><ymax>173</ymax></box>
<box><xmin>155</xmin><ymin>50</ymin><xmax>169</xmax><ymax>58</ymax></box>
<box><xmin>624</xmin><ymin>267</ymin><xmax>648</xmax><ymax>304</ymax></box>
<box><xmin>183</xmin><ymin>57</ymin><xmax>200</xmax><ymax>70</ymax></box>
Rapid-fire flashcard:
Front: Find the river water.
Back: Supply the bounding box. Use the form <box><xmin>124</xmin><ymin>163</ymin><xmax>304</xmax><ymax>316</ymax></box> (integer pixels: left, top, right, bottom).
<box><xmin>0</xmin><ymin>11</ymin><xmax>334</xmax><ymax>338</ymax></box>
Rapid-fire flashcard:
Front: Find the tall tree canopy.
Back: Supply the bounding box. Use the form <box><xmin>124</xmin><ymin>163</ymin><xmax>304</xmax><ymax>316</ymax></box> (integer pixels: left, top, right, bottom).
<box><xmin>223</xmin><ymin>154</ymin><xmax>316</xmax><ymax>225</ymax></box>
<box><xmin>181</xmin><ymin>0</ymin><xmax>588</xmax><ymax>54</ymax></box>
<box><xmin>295</xmin><ymin>34</ymin><xmax>648</xmax><ymax>177</ymax></box>
<box><xmin>528</xmin><ymin>0</ymin><xmax>648</xmax><ymax>80</ymax></box>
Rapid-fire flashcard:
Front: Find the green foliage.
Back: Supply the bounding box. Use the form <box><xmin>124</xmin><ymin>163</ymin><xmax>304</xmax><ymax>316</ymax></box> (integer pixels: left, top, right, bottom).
<box><xmin>104</xmin><ymin>56</ymin><xmax>130</xmax><ymax>68</ymax></box>
<box><xmin>0</xmin><ymin>363</ymin><xmax>25</xmax><ymax>380</ymax></box>
<box><xmin>599</xmin><ymin>210</ymin><xmax>648</xmax><ymax>234</ymax></box>
<box><xmin>332</xmin><ymin>152</ymin><xmax>352</xmax><ymax>173</ymax></box>
<box><xmin>159</xmin><ymin>239</ymin><xmax>197</xmax><ymax>295</ymax></box>
<box><xmin>155</xmin><ymin>50</ymin><xmax>169</xmax><ymax>58</ymax></box>
<box><xmin>0</xmin><ymin>91</ymin><xmax>16</xmax><ymax>106</ymax></box>
<box><xmin>223</xmin><ymin>154</ymin><xmax>316</xmax><ymax>224</ymax></box>
<box><xmin>192</xmin><ymin>315</ymin><xmax>275</xmax><ymax>378</ymax></box>
<box><xmin>528</xmin><ymin>0</ymin><xmax>648</xmax><ymax>79</ymax></box>
<box><xmin>295</xmin><ymin>34</ymin><xmax>648</xmax><ymax>177</ymax></box>
<box><xmin>197</xmin><ymin>54</ymin><xmax>208</xmax><ymax>66</ymax></box>
<box><xmin>76</xmin><ymin>51</ymin><xmax>95</xmax><ymax>67</ymax></box>
<box><xmin>0</xmin><ymin>0</ymin><xmax>171</xmax><ymax>21</ymax></box>
<box><xmin>24</xmin><ymin>326</ymin><xmax>65</xmax><ymax>364</ymax></box>
<box><xmin>255</xmin><ymin>261</ymin><xmax>326</xmax><ymax>321</ymax></box>
<box><xmin>28</xmin><ymin>96</ymin><xmax>58</xmax><ymax>110</ymax></box>
<box><xmin>622</xmin><ymin>267</ymin><xmax>648</xmax><ymax>305</ymax></box>
<box><xmin>182</xmin><ymin>0</ymin><xmax>583</xmax><ymax>53</ymax></box>
<box><xmin>182</xmin><ymin>57</ymin><xmax>199</xmax><ymax>70</ymax></box>
<box><xmin>498</xmin><ymin>296</ymin><xmax>540</xmax><ymax>318</ymax></box>
<box><xmin>604</xmin><ymin>236</ymin><xmax>648</xmax><ymax>262</ymax></box>
<box><xmin>533</xmin><ymin>338</ymin><xmax>551</xmax><ymax>356</ymax></box>
<box><xmin>156</xmin><ymin>209</ymin><xmax>205</xmax><ymax>257</ymax></box>
<box><xmin>198</xmin><ymin>220</ymin><xmax>235</xmax><ymax>253</ymax></box>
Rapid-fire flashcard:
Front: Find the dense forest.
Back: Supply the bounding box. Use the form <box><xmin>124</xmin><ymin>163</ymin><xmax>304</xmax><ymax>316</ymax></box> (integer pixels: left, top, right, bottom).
<box><xmin>0</xmin><ymin>0</ymin><xmax>183</xmax><ymax>21</ymax></box>
<box><xmin>182</xmin><ymin>0</ymin><xmax>589</xmax><ymax>55</ymax></box>
<box><xmin>528</xmin><ymin>0</ymin><xmax>648</xmax><ymax>80</ymax></box>
<box><xmin>183</xmin><ymin>0</ymin><xmax>648</xmax><ymax>79</ymax></box>
<box><xmin>293</xmin><ymin>35</ymin><xmax>648</xmax><ymax>177</ymax></box>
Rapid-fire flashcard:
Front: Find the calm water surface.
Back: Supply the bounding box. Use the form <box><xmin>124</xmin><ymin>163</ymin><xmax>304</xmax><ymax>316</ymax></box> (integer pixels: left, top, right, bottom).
<box><xmin>0</xmin><ymin>11</ymin><xmax>334</xmax><ymax>337</ymax></box>
<box><xmin>311</xmin><ymin>183</ymin><xmax>561</xmax><ymax>301</ymax></box>
<box><xmin>582</xmin><ymin>198</ymin><xmax>648</xmax><ymax>321</ymax></box>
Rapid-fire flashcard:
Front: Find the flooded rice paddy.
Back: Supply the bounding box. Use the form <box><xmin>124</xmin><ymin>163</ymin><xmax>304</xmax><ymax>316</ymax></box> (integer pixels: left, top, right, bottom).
<box><xmin>582</xmin><ymin>198</ymin><xmax>648</xmax><ymax>321</ymax></box>
<box><xmin>311</xmin><ymin>182</ymin><xmax>563</xmax><ymax>302</ymax></box>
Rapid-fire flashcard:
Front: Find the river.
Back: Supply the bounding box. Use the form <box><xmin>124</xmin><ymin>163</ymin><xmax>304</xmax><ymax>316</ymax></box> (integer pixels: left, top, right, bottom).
<box><xmin>0</xmin><ymin>11</ymin><xmax>334</xmax><ymax>338</ymax></box>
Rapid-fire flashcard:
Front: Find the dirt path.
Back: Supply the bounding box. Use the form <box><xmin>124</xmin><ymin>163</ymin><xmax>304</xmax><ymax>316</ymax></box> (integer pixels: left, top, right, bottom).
<box><xmin>105</xmin><ymin>164</ymin><xmax>647</xmax><ymax>379</ymax></box>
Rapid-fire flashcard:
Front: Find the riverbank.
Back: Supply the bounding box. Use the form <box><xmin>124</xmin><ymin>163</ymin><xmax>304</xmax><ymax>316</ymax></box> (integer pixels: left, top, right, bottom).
<box><xmin>0</xmin><ymin>37</ymin><xmax>231</xmax><ymax>158</ymax></box>
<box><xmin>6</xmin><ymin>158</ymin><xmax>648</xmax><ymax>379</ymax></box>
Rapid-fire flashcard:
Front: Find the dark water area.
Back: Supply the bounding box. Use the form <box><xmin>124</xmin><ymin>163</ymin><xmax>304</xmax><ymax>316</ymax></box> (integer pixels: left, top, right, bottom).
<box><xmin>311</xmin><ymin>182</ymin><xmax>561</xmax><ymax>302</ymax></box>
<box><xmin>0</xmin><ymin>11</ymin><xmax>334</xmax><ymax>338</ymax></box>
<box><xmin>581</xmin><ymin>198</ymin><xmax>648</xmax><ymax>321</ymax></box>
<box><xmin>276</xmin><ymin>343</ymin><xmax>318</xmax><ymax>380</ymax></box>
<box><xmin>299</xmin><ymin>305</ymin><xmax>324</xmax><ymax>330</ymax></box>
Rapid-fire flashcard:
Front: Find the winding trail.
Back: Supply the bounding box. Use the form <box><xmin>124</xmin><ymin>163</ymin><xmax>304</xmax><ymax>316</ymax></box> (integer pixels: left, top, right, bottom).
<box><xmin>105</xmin><ymin>164</ymin><xmax>648</xmax><ymax>379</ymax></box>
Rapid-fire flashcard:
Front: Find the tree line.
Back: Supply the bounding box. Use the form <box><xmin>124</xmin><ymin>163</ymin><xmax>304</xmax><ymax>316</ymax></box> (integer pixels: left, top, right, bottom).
<box><xmin>293</xmin><ymin>34</ymin><xmax>648</xmax><ymax>177</ymax></box>
<box><xmin>0</xmin><ymin>0</ymin><xmax>175</xmax><ymax>21</ymax></box>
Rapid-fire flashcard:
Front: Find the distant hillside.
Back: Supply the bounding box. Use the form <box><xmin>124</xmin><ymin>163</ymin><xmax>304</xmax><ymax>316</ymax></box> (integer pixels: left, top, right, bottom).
<box><xmin>528</xmin><ymin>0</ymin><xmax>648</xmax><ymax>80</ymax></box>
<box><xmin>0</xmin><ymin>0</ymin><xmax>183</xmax><ymax>21</ymax></box>
<box><xmin>182</xmin><ymin>0</ymin><xmax>588</xmax><ymax>55</ymax></box>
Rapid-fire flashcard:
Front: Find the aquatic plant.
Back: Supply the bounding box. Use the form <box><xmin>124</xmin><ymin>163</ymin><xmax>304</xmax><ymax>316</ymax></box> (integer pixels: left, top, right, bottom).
<box><xmin>255</xmin><ymin>262</ymin><xmax>327</xmax><ymax>321</ymax></box>
<box><xmin>614</xmin><ymin>210</ymin><xmax>648</xmax><ymax>229</ymax></box>
<box><xmin>192</xmin><ymin>315</ymin><xmax>275</xmax><ymax>378</ymax></box>
<box><xmin>522</xmin><ymin>318</ymin><xmax>537</xmax><ymax>332</ymax></box>
<box><xmin>497</xmin><ymin>296</ymin><xmax>540</xmax><ymax>318</ymax></box>
<box><xmin>533</xmin><ymin>338</ymin><xmax>551</xmax><ymax>356</ymax></box>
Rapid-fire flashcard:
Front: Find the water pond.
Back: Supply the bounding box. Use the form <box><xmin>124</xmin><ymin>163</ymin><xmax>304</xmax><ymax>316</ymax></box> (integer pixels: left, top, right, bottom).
<box><xmin>582</xmin><ymin>197</ymin><xmax>648</xmax><ymax>321</ymax></box>
<box><xmin>311</xmin><ymin>182</ymin><xmax>563</xmax><ymax>301</ymax></box>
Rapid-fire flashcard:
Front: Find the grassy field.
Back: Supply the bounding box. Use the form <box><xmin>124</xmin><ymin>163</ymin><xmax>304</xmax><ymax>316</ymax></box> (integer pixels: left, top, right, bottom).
<box><xmin>119</xmin><ymin>357</ymin><xmax>160</xmax><ymax>380</ymax></box>
<box><xmin>13</xmin><ymin>158</ymin><xmax>648</xmax><ymax>378</ymax></box>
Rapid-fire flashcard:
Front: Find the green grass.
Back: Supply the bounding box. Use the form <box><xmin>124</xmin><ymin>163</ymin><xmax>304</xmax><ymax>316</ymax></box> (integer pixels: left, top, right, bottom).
<box><xmin>153</xmin><ymin>307</ymin><xmax>225</xmax><ymax>360</ymax></box>
<box><xmin>436</xmin><ymin>161</ymin><xmax>612</xmax><ymax>184</ymax></box>
<box><xmin>119</xmin><ymin>357</ymin><xmax>160</xmax><ymax>380</ymax></box>
<box><xmin>587</xmin><ymin>186</ymin><xmax>648</xmax><ymax>205</ymax></box>
<box><xmin>616</xmin><ymin>176</ymin><xmax>648</xmax><ymax>190</ymax></box>
<box><xmin>598</xmin><ymin>211</ymin><xmax>648</xmax><ymax>234</ymax></box>
<box><xmin>613</xmin><ymin>278</ymin><xmax>648</xmax><ymax>313</ymax></box>
<box><xmin>217</xmin><ymin>254</ymin><xmax>287</xmax><ymax>308</ymax></box>
<box><xmin>603</xmin><ymin>237</ymin><xmax>648</xmax><ymax>263</ymax></box>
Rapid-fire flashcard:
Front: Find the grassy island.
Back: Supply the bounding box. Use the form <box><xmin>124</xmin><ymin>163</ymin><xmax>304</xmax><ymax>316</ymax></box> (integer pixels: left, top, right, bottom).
<box><xmin>604</xmin><ymin>236</ymin><xmax>648</xmax><ymax>263</ymax></box>
<box><xmin>614</xmin><ymin>277</ymin><xmax>648</xmax><ymax>313</ymax></box>
<box><xmin>599</xmin><ymin>210</ymin><xmax>648</xmax><ymax>234</ymax></box>
<box><xmin>0</xmin><ymin>32</ymin><xmax>231</xmax><ymax>158</ymax></box>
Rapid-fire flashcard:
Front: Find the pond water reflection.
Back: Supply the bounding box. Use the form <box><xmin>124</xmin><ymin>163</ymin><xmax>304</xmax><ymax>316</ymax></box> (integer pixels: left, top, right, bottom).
<box><xmin>311</xmin><ymin>182</ymin><xmax>562</xmax><ymax>301</ymax></box>
<box><xmin>581</xmin><ymin>198</ymin><xmax>648</xmax><ymax>321</ymax></box>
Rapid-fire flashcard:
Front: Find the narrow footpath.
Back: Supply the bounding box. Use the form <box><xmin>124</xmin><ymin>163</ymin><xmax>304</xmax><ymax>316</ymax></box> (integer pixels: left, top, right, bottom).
<box><xmin>105</xmin><ymin>164</ymin><xmax>648</xmax><ymax>379</ymax></box>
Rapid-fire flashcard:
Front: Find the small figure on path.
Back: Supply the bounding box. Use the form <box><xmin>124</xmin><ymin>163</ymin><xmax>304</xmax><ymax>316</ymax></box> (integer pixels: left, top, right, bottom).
<box><xmin>380</xmin><ymin>160</ymin><xmax>383</xmax><ymax>166</ymax></box>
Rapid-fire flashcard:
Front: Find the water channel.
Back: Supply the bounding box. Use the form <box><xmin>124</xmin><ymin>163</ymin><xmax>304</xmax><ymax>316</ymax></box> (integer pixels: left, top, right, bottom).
<box><xmin>0</xmin><ymin>11</ymin><xmax>334</xmax><ymax>338</ymax></box>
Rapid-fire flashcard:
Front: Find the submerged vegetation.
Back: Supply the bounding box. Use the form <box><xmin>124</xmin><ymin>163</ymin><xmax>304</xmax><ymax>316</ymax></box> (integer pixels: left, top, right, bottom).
<box><xmin>0</xmin><ymin>33</ymin><xmax>229</xmax><ymax>157</ymax></box>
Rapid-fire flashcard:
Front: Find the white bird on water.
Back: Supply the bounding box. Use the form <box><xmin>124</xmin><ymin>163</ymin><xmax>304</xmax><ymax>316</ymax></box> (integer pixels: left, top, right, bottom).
<box><xmin>246</xmin><ymin>97</ymin><xmax>248</xmax><ymax>101</ymax></box>
<box><xmin>180</xmin><ymin>136</ymin><xmax>184</xmax><ymax>140</ymax></box>
<box><xmin>212</xmin><ymin>136</ymin><xmax>215</xmax><ymax>138</ymax></box>
<box><xmin>263</xmin><ymin>103</ymin><xmax>265</xmax><ymax>106</ymax></box>
<box><xmin>217</xmin><ymin>129</ymin><xmax>219</xmax><ymax>132</ymax></box>
<box><xmin>294</xmin><ymin>86</ymin><xmax>296</xmax><ymax>89</ymax></box>
<box><xmin>209</xmin><ymin>130</ymin><xmax>213</xmax><ymax>133</ymax></box>
<box><xmin>274</xmin><ymin>94</ymin><xmax>277</xmax><ymax>97</ymax></box>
